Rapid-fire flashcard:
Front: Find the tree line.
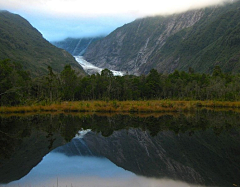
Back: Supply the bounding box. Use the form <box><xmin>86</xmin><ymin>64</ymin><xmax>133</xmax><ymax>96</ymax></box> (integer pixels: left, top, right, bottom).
<box><xmin>1</xmin><ymin>59</ymin><xmax>240</xmax><ymax>106</ymax></box>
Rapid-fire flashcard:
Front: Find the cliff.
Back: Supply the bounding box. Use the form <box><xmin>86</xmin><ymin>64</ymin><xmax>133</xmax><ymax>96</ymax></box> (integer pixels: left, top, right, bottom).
<box><xmin>84</xmin><ymin>1</ymin><xmax>240</xmax><ymax>75</ymax></box>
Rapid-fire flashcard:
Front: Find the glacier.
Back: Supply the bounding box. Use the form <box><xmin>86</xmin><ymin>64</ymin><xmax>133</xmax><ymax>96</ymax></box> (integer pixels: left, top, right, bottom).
<box><xmin>74</xmin><ymin>56</ymin><xmax>125</xmax><ymax>76</ymax></box>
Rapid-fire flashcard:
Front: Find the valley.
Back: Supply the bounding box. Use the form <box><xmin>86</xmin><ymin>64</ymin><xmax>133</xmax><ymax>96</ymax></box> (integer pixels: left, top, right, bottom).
<box><xmin>1</xmin><ymin>1</ymin><xmax>240</xmax><ymax>187</ymax></box>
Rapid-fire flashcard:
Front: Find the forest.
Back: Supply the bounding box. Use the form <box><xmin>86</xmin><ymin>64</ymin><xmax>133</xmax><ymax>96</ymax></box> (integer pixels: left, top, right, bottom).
<box><xmin>1</xmin><ymin>59</ymin><xmax>240</xmax><ymax>106</ymax></box>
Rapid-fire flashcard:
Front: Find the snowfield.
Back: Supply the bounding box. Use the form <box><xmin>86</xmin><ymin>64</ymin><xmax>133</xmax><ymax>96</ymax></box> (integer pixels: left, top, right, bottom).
<box><xmin>75</xmin><ymin>56</ymin><xmax>125</xmax><ymax>76</ymax></box>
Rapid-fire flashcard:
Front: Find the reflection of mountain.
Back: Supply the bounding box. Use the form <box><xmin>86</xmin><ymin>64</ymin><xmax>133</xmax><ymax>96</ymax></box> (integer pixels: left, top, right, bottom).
<box><xmin>54</xmin><ymin>137</ymin><xmax>97</xmax><ymax>157</ymax></box>
<box><xmin>0</xmin><ymin>115</ymin><xmax>67</xmax><ymax>184</ymax></box>
<box><xmin>57</xmin><ymin>128</ymin><xmax>240</xmax><ymax>186</ymax></box>
<box><xmin>1</xmin><ymin>112</ymin><xmax>240</xmax><ymax>186</ymax></box>
<box><xmin>0</xmin><ymin>130</ymin><xmax>65</xmax><ymax>184</ymax></box>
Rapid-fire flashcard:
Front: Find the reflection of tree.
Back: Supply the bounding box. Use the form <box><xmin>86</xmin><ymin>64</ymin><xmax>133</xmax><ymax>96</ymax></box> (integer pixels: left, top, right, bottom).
<box><xmin>0</xmin><ymin>131</ymin><xmax>17</xmax><ymax>159</ymax></box>
<box><xmin>0</xmin><ymin>110</ymin><xmax>239</xmax><ymax>162</ymax></box>
<box><xmin>46</xmin><ymin>132</ymin><xmax>56</xmax><ymax>150</ymax></box>
<box><xmin>86</xmin><ymin>111</ymin><xmax>240</xmax><ymax>137</ymax></box>
<box><xmin>0</xmin><ymin>117</ymin><xmax>31</xmax><ymax>159</ymax></box>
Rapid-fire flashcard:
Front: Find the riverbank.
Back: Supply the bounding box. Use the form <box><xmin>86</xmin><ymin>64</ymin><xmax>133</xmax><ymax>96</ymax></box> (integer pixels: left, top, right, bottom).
<box><xmin>1</xmin><ymin>100</ymin><xmax>240</xmax><ymax>114</ymax></box>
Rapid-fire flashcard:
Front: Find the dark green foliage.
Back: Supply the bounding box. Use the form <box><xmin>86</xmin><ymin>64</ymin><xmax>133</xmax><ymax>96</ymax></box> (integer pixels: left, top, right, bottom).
<box><xmin>0</xmin><ymin>59</ymin><xmax>31</xmax><ymax>105</ymax></box>
<box><xmin>60</xmin><ymin>65</ymin><xmax>78</xmax><ymax>100</ymax></box>
<box><xmin>2</xmin><ymin>57</ymin><xmax>240</xmax><ymax>105</ymax></box>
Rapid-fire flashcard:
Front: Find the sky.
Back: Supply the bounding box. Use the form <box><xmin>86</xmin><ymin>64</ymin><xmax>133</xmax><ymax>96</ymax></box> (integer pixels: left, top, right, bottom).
<box><xmin>0</xmin><ymin>0</ymin><xmax>234</xmax><ymax>41</ymax></box>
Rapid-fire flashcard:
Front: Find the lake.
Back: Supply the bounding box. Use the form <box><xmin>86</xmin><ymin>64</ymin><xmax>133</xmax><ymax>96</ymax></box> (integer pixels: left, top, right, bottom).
<box><xmin>0</xmin><ymin>110</ymin><xmax>240</xmax><ymax>187</ymax></box>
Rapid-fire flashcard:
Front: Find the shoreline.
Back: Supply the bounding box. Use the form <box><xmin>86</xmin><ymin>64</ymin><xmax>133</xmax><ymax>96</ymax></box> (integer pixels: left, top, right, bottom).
<box><xmin>1</xmin><ymin>100</ymin><xmax>240</xmax><ymax>114</ymax></box>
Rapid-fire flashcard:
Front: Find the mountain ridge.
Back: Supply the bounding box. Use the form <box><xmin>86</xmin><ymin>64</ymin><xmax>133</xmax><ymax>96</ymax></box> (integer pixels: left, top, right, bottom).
<box><xmin>83</xmin><ymin>1</ymin><xmax>240</xmax><ymax>75</ymax></box>
<box><xmin>0</xmin><ymin>10</ymin><xmax>86</xmax><ymax>76</ymax></box>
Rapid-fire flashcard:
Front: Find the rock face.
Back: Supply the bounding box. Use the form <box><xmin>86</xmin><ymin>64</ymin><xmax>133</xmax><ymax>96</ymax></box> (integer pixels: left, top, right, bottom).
<box><xmin>84</xmin><ymin>1</ymin><xmax>240</xmax><ymax>75</ymax></box>
<box><xmin>83</xmin><ymin>10</ymin><xmax>204</xmax><ymax>75</ymax></box>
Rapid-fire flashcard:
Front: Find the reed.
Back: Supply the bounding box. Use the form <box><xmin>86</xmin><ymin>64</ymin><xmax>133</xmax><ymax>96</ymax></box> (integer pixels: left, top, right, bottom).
<box><xmin>1</xmin><ymin>100</ymin><xmax>240</xmax><ymax>114</ymax></box>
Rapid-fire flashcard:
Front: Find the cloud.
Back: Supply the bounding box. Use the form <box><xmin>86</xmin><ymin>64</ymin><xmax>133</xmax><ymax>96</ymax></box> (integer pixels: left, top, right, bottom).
<box><xmin>0</xmin><ymin>0</ymin><xmax>234</xmax><ymax>41</ymax></box>
<box><xmin>0</xmin><ymin>0</ymin><xmax>233</xmax><ymax>17</ymax></box>
<box><xmin>20</xmin><ymin>13</ymin><xmax>133</xmax><ymax>41</ymax></box>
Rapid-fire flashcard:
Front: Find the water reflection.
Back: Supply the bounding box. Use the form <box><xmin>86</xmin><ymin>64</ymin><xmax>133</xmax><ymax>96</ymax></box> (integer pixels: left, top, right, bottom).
<box><xmin>5</xmin><ymin>141</ymin><xmax>202</xmax><ymax>187</ymax></box>
<box><xmin>7</xmin><ymin>152</ymin><xmax>135</xmax><ymax>187</ymax></box>
<box><xmin>0</xmin><ymin>111</ymin><xmax>240</xmax><ymax>186</ymax></box>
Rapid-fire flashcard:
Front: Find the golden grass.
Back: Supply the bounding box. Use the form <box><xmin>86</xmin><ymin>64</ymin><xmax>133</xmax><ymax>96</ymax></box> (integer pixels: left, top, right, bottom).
<box><xmin>1</xmin><ymin>100</ymin><xmax>240</xmax><ymax>114</ymax></box>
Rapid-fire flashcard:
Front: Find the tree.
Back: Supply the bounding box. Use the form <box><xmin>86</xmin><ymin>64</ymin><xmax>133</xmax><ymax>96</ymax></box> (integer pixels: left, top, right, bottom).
<box><xmin>212</xmin><ymin>65</ymin><xmax>223</xmax><ymax>77</ymax></box>
<box><xmin>60</xmin><ymin>65</ymin><xmax>78</xmax><ymax>100</ymax></box>
<box><xmin>100</xmin><ymin>69</ymin><xmax>114</xmax><ymax>99</ymax></box>
<box><xmin>146</xmin><ymin>69</ymin><xmax>162</xmax><ymax>99</ymax></box>
<box><xmin>188</xmin><ymin>67</ymin><xmax>195</xmax><ymax>74</ymax></box>
<box><xmin>45</xmin><ymin>66</ymin><xmax>60</xmax><ymax>102</ymax></box>
<box><xmin>0</xmin><ymin>59</ymin><xmax>31</xmax><ymax>105</ymax></box>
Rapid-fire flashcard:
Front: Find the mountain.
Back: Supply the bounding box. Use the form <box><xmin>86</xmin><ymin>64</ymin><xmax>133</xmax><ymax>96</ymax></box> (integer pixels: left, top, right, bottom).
<box><xmin>0</xmin><ymin>11</ymin><xmax>86</xmax><ymax>76</ymax></box>
<box><xmin>84</xmin><ymin>1</ymin><xmax>240</xmax><ymax>75</ymax></box>
<box><xmin>52</xmin><ymin>37</ymin><xmax>125</xmax><ymax>76</ymax></box>
<box><xmin>52</xmin><ymin>37</ymin><xmax>103</xmax><ymax>56</ymax></box>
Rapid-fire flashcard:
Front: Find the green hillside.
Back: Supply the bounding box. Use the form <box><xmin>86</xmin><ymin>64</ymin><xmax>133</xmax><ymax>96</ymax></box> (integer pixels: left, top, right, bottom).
<box><xmin>84</xmin><ymin>0</ymin><xmax>240</xmax><ymax>75</ymax></box>
<box><xmin>0</xmin><ymin>11</ymin><xmax>85</xmax><ymax>76</ymax></box>
<box><xmin>154</xmin><ymin>2</ymin><xmax>240</xmax><ymax>73</ymax></box>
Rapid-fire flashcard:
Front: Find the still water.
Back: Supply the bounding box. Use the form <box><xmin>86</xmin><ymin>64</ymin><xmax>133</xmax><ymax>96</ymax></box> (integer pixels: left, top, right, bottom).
<box><xmin>0</xmin><ymin>111</ymin><xmax>240</xmax><ymax>187</ymax></box>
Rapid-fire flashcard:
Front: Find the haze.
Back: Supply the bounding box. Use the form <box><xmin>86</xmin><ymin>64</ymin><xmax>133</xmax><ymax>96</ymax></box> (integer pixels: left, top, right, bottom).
<box><xmin>0</xmin><ymin>0</ymin><xmax>233</xmax><ymax>41</ymax></box>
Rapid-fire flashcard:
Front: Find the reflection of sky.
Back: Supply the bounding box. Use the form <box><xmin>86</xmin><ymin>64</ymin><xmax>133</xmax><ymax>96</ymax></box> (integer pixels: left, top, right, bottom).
<box><xmin>7</xmin><ymin>152</ymin><xmax>135</xmax><ymax>186</ymax></box>
<box><xmin>4</xmin><ymin>151</ymin><xmax>204</xmax><ymax>187</ymax></box>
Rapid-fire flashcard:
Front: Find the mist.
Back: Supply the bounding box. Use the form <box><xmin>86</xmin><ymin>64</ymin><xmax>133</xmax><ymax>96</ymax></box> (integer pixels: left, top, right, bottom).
<box><xmin>0</xmin><ymin>0</ymin><xmax>234</xmax><ymax>17</ymax></box>
<box><xmin>0</xmin><ymin>0</ymin><xmax>235</xmax><ymax>41</ymax></box>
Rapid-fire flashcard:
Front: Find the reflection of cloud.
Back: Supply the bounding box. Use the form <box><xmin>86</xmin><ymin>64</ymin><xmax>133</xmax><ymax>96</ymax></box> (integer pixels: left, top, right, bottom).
<box><xmin>5</xmin><ymin>152</ymin><xmax>204</xmax><ymax>187</ymax></box>
<box><xmin>46</xmin><ymin>177</ymin><xmax>204</xmax><ymax>187</ymax></box>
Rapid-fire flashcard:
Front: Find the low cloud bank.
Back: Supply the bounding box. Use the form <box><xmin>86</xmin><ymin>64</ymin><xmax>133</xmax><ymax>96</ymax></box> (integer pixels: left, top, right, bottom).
<box><xmin>0</xmin><ymin>0</ymin><xmax>234</xmax><ymax>17</ymax></box>
<box><xmin>0</xmin><ymin>0</ymin><xmax>235</xmax><ymax>41</ymax></box>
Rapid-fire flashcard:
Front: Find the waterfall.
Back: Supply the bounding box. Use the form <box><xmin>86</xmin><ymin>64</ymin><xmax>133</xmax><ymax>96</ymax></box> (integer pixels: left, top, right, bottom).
<box><xmin>79</xmin><ymin>38</ymin><xmax>93</xmax><ymax>56</ymax></box>
<box><xmin>75</xmin><ymin>138</ymin><xmax>93</xmax><ymax>156</ymax></box>
<box><xmin>72</xmin><ymin>38</ymin><xmax>82</xmax><ymax>56</ymax></box>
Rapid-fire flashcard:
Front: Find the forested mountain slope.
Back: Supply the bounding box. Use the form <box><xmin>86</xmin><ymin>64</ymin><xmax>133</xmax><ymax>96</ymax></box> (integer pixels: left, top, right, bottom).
<box><xmin>84</xmin><ymin>0</ymin><xmax>240</xmax><ymax>75</ymax></box>
<box><xmin>0</xmin><ymin>11</ymin><xmax>85</xmax><ymax>76</ymax></box>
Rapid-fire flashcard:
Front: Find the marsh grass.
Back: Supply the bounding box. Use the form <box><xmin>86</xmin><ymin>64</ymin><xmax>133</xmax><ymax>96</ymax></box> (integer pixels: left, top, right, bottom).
<box><xmin>1</xmin><ymin>100</ymin><xmax>240</xmax><ymax>114</ymax></box>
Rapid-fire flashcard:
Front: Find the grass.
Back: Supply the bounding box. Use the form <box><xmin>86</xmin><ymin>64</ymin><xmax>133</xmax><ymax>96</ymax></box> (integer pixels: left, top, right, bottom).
<box><xmin>2</xmin><ymin>100</ymin><xmax>240</xmax><ymax>114</ymax></box>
